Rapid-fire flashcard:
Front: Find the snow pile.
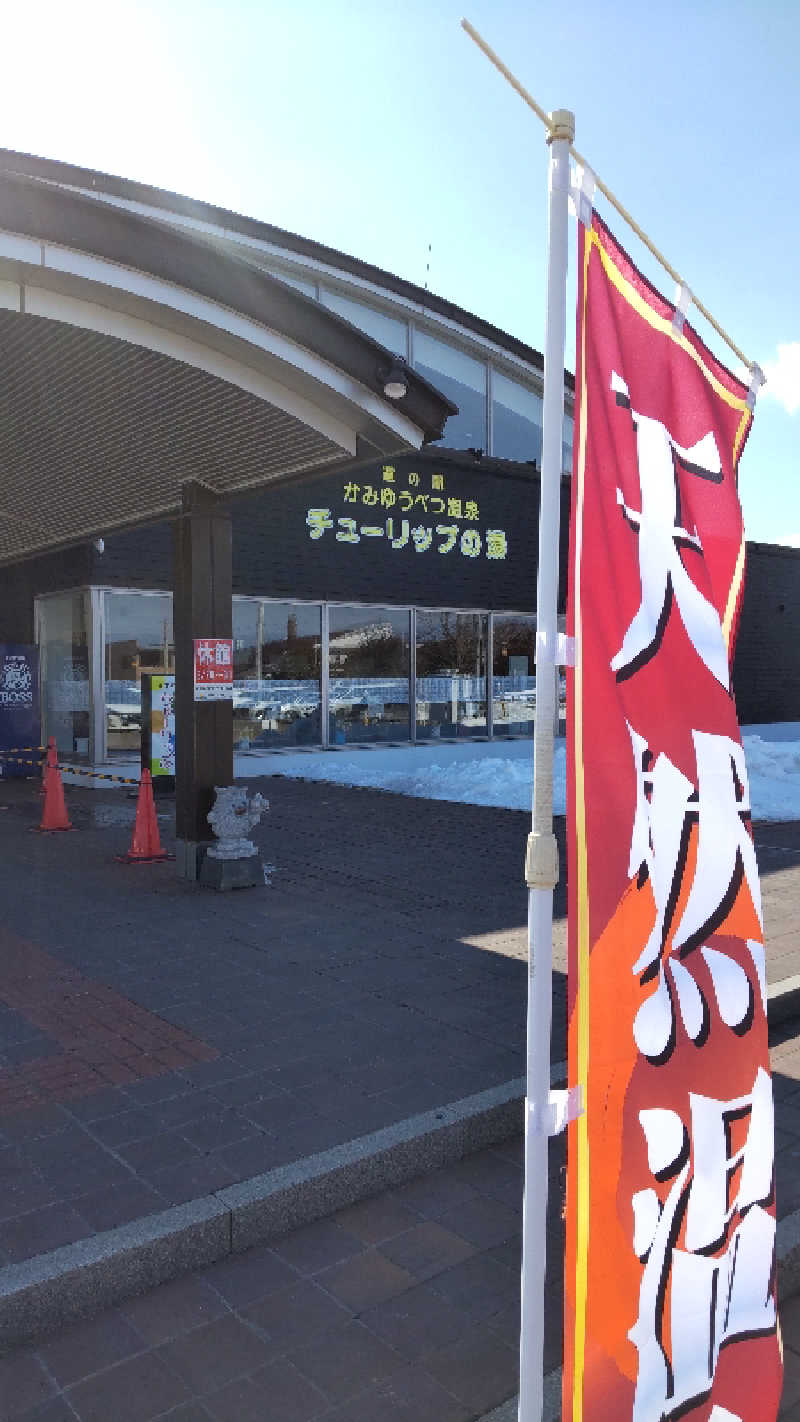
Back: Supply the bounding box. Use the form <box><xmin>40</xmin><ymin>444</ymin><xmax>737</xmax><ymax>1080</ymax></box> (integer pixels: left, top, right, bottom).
<box><xmin>741</xmin><ymin>734</ymin><xmax>800</xmax><ymax>822</ymax></box>
<box><xmin>263</xmin><ymin>727</ymin><xmax>800</xmax><ymax>823</ymax></box>
<box><xmin>263</xmin><ymin>741</ymin><xmax>542</xmax><ymax>812</ymax></box>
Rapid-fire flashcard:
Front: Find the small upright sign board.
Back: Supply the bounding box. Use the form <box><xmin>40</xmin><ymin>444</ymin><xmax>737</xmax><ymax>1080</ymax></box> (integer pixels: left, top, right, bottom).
<box><xmin>0</xmin><ymin>645</ymin><xmax>41</xmax><ymax>778</ymax></box>
<box><xmin>193</xmin><ymin>639</ymin><xmax>234</xmax><ymax>702</ymax></box>
<box><xmin>141</xmin><ymin>674</ymin><xmax>176</xmax><ymax>794</ymax></box>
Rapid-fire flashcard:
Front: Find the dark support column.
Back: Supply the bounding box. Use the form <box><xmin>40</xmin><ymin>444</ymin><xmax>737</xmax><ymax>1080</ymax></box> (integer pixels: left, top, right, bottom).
<box><xmin>173</xmin><ymin>482</ymin><xmax>233</xmax><ymax>879</ymax></box>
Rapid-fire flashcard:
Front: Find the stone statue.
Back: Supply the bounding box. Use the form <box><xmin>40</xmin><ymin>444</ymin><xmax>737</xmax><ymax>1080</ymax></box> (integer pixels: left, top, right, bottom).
<box><xmin>206</xmin><ymin>786</ymin><xmax>268</xmax><ymax>860</ymax></box>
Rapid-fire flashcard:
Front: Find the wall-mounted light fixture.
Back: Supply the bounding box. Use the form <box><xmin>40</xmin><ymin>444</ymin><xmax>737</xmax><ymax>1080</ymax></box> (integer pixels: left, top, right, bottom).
<box><xmin>380</xmin><ymin>357</ymin><xmax>409</xmax><ymax>401</ymax></box>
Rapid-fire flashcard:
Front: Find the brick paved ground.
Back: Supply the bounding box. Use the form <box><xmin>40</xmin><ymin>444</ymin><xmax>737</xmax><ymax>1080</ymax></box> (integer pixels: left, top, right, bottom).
<box><xmin>0</xmin><ymin>772</ymin><xmax>798</xmax><ymax>1415</ymax></box>
<box><xmin>0</xmin><ymin>774</ymin><xmax>545</xmax><ymax>1264</ymax></box>
<box><xmin>0</xmin><ymin>934</ymin><xmax>216</xmax><ymax>1113</ymax></box>
<box><xmin>0</xmin><ymin>1137</ymin><xmax>540</xmax><ymax>1422</ymax></box>
<box><xmin>2</xmin><ymin>1074</ymin><xmax>800</xmax><ymax>1422</ymax></box>
<box><xmin>0</xmin><ymin>772</ymin><xmax>797</xmax><ymax>1267</ymax></box>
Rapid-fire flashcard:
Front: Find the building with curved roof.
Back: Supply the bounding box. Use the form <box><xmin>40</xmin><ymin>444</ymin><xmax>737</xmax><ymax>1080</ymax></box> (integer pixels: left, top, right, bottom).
<box><xmin>0</xmin><ymin>150</ymin><xmax>794</xmax><ymax>833</ymax></box>
<box><xmin>0</xmin><ymin>150</ymin><xmax>573</xmax><ymax>779</ymax></box>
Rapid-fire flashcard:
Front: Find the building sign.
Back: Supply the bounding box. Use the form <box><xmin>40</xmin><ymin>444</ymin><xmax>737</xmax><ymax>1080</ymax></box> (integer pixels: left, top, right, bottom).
<box><xmin>193</xmin><ymin>638</ymin><xmax>234</xmax><ymax>701</ymax></box>
<box><xmin>305</xmin><ymin>463</ymin><xmax>508</xmax><ymax>563</ymax></box>
<box><xmin>227</xmin><ymin>451</ymin><xmax>557</xmax><ymax>614</ymax></box>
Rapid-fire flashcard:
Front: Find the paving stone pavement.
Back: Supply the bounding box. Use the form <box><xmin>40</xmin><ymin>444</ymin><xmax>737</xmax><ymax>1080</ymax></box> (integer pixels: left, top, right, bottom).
<box><xmin>0</xmin><ymin>773</ymin><xmax>557</xmax><ymax>1266</ymax></box>
<box><xmin>2</xmin><ymin>1083</ymin><xmax>800</xmax><ymax>1421</ymax></box>
<box><xmin>0</xmin><ymin>1136</ymin><xmax>532</xmax><ymax>1421</ymax></box>
<box><xmin>0</xmin><ymin>771</ymin><xmax>799</xmax><ymax>1419</ymax></box>
<box><xmin>0</xmin><ymin>773</ymin><xmax>798</xmax><ymax>1271</ymax></box>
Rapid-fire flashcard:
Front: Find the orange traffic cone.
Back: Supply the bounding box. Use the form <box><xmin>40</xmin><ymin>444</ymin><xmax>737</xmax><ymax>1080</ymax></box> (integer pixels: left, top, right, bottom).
<box><xmin>37</xmin><ymin>741</ymin><xmax>73</xmax><ymax>832</ymax></box>
<box><xmin>116</xmin><ymin>770</ymin><xmax>174</xmax><ymax>863</ymax></box>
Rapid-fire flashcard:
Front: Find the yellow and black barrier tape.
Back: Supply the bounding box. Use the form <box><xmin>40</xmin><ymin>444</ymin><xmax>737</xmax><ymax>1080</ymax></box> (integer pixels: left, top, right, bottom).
<box><xmin>0</xmin><ymin>747</ymin><xmax>139</xmax><ymax>785</ymax></box>
<box><xmin>57</xmin><ymin>765</ymin><xmax>140</xmax><ymax>786</ymax></box>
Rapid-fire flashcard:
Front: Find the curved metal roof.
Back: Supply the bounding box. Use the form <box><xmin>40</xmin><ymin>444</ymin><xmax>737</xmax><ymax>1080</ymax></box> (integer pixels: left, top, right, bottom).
<box><xmin>0</xmin><ymin>158</ymin><xmax>456</xmax><ymax>564</ymax></box>
<box><xmin>0</xmin><ymin>148</ymin><xmax>550</xmax><ymax>378</ymax></box>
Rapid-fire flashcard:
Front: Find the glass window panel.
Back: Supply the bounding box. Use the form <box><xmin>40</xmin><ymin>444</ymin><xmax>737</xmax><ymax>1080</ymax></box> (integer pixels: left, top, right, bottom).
<box><xmin>37</xmin><ymin>592</ymin><xmax>91</xmax><ymax>759</ymax></box>
<box><xmin>416</xmin><ymin>610</ymin><xmax>488</xmax><ymax>738</ymax></box>
<box><xmin>329</xmin><ymin>607</ymin><xmax>410</xmax><ymax>745</ymax></box>
<box><xmin>492</xmin><ymin>614</ymin><xmax>536</xmax><ymax>737</ymax></box>
<box><xmin>104</xmin><ymin>592</ymin><xmax>173</xmax><ymax>756</ymax></box>
<box><xmin>233</xmin><ymin>600</ymin><xmax>259</xmax><ymax>681</ymax></box>
<box><xmin>233</xmin><ymin>601</ymin><xmax>322</xmax><ymax>750</ymax></box>
<box><xmin>320</xmin><ymin>289</ymin><xmax>408</xmax><ymax>355</ymax></box>
<box><xmin>273</xmin><ymin>271</ymin><xmax>317</xmax><ymax>297</ymax></box>
<box><xmin>413</xmin><ymin>330</ymin><xmax>487</xmax><ymax>451</ymax></box>
<box><xmin>492</xmin><ymin>369</ymin><xmax>543</xmax><ymax>464</ymax></box>
<box><xmin>563</xmin><ymin>412</ymin><xmax>574</xmax><ymax>473</ymax></box>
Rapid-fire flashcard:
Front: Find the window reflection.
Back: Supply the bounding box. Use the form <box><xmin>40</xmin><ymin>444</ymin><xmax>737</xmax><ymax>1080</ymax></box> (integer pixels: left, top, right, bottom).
<box><xmin>38</xmin><ymin>592</ymin><xmax>91</xmax><ymax>759</ymax></box>
<box><xmin>329</xmin><ymin>607</ymin><xmax>410</xmax><ymax>744</ymax></box>
<box><xmin>413</xmin><ymin>330</ymin><xmax>487</xmax><ymax>451</ymax></box>
<box><xmin>416</xmin><ymin>610</ymin><xmax>488</xmax><ymax>738</ymax></box>
<box><xmin>104</xmin><ymin>593</ymin><xmax>173</xmax><ymax>755</ymax></box>
<box><xmin>233</xmin><ymin>601</ymin><xmax>322</xmax><ymax>749</ymax></box>
<box><xmin>493</xmin><ymin>615</ymin><xmax>536</xmax><ymax>736</ymax></box>
<box><xmin>320</xmin><ymin>289</ymin><xmax>408</xmax><ymax>356</ymax></box>
<box><xmin>492</xmin><ymin>371</ymin><xmax>543</xmax><ymax>465</ymax></box>
<box><xmin>563</xmin><ymin>412</ymin><xmax>574</xmax><ymax>473</ymax></box>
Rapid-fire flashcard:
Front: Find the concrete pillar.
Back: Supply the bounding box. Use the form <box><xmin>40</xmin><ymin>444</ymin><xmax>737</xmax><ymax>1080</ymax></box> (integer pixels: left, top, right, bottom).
<box><xmin>173</xmin><ymin>482</ymin><xmax>233</xmax><ymax>879</ymax></box>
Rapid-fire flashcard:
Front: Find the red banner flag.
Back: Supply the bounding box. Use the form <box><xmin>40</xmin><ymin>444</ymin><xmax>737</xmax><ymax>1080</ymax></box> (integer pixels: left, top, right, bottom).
<box><xmin>563</xmin><ymin>212</ymin><xmax>782</xmax><ymax>1421</ymax></box>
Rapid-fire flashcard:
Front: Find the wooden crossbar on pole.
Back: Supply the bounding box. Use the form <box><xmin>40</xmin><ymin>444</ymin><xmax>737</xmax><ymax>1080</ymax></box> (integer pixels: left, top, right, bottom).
<box><xmin>461</xmin><ymin>17</ymin><xmax>756</xmax><ymax>374</ymax></box>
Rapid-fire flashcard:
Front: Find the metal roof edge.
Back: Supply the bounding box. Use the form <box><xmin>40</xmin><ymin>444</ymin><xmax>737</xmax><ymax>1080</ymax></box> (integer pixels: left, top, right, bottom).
<box><xmin>0</xmin><ymin>148</ymin><xmax>573</xmax><ymax>391</ymax></box>
<box><xmin>0</xmin><ymin>167</ymin><xmax>456</xmax><ymax>444</ymax></box>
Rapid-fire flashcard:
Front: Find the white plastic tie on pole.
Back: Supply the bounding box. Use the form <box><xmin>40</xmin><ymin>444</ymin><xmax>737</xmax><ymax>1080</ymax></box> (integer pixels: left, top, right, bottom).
<box><xmin>569</xmin><ymin>164</ymin><xmax>596</xmax><ymax>227</ymax></box>
<box><xmin>529</xmin><ymin>1084</ymin><xmax>584</xmax><ymax>1137</ymax></box>
<box><xmin>672</xmin><ymin>281</ymin><xmax>692</xmax><ymax>334</ymax></box>
<box><xmin>556</xmin><ymin>632</ymin><xmax>575</xmax><ymax>667</ymax></box>
<box><xmin>746</xmin><ymin>362</ymin><xmax>765</xmax><ymax>411</ymax></box>
<box><xmin>525</xmin><ymin>831</ymin><xmax>559</xmax><ymax>889</ymax></box>
<box><xmin>536</xmin><ymin>624</ymin><xmax>556</xmax><ymax>666</ymax></box>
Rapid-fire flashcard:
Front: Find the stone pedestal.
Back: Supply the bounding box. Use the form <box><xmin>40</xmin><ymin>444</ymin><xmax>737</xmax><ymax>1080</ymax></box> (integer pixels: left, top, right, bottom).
<box><xmin>199</xmin><ymin>852</ymin><xmax>262</xmax><ymax>892</ymax></box>
<box><xmin>198</xmin><ymin>786</ymin><xmax>268</xmax><ymax>891</ymax></box>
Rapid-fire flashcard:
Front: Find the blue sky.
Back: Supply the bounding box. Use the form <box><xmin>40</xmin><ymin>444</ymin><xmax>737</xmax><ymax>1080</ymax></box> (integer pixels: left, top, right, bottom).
<box><xmin>2</xmin><ymin>0</ymin><xmax>796</xmax><ymax>543</ymax></box>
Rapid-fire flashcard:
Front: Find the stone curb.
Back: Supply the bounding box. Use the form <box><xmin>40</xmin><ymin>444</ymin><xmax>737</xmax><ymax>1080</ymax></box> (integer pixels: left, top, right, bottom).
<box><xmin>2</xmin><ymin>996</ymin><xmax>798</xmax><ymax>1353</ymax></box>
<box><xmin>479</xmin><ymin>1208</ymin><xmax>800</xmax><ymax>1422</ymax></box>
<box><xmin>0</xmin><ymin>1076</ymin><xmax>528</xmax><ymax>1350</ymax></box>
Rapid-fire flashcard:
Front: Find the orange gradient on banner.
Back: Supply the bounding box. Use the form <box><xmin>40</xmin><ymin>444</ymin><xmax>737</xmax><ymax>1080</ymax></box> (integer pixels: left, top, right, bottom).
<box><xmin>563</xmin><ymin>213</ymin><xmax>781</xmax><ymax>1422</ymax></box>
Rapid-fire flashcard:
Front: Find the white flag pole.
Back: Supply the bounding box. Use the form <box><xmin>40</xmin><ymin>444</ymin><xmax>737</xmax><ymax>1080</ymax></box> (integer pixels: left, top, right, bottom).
<box><xmin>518</xmin><ymin>107</ymin><xmax>574</xmax><ymax>1422</ymax></box>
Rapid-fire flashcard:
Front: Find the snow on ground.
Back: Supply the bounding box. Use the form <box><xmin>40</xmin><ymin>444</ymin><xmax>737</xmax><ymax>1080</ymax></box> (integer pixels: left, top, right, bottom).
<box><xmin>254</xmin><ymin>725</ymin><xmax>800</xmax><ymax>822</ymax></box>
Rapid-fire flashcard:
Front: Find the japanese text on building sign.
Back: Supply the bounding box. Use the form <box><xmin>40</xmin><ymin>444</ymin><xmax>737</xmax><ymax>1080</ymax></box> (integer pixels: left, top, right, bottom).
<box><xmin>305</xmin><ymin>465</ymin><xmax>508</xmax><ymax>561</ymax></box>
<box><xmin>193</xmin><ymin>639</ymin><xmax>234</xmax><ymax>701</ymax></box>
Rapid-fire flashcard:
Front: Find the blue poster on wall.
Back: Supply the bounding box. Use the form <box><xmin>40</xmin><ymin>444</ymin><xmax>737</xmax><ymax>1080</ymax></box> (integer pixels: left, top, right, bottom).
<box><xmin>0</xmin><ymin>645</ymin><xmax>41</xmax><ymax>778</ymax></box>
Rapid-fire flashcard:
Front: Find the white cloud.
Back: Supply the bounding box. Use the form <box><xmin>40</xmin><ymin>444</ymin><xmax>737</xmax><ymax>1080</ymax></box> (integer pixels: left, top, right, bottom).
<box><xmin>761</xmin><ymin>343</ymin><xmax>800</xmax><ymax>415</ymax></box>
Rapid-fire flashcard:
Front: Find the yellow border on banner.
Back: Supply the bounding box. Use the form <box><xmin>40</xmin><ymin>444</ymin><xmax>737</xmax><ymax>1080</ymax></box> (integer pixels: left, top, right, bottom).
<box><xmin>569</xmin><ymin>225</ymin><xmax>750</xmax><ymax>1420</ymax></box>
<box><xmin>570</xmin><ymin>228</ymin><xmax>593</xmax><ymax>1422</ymax></box>
<box><xmin>592</xmin><ymin>236</ymin><xmax>750</xmax><ymax>413</ymax></box>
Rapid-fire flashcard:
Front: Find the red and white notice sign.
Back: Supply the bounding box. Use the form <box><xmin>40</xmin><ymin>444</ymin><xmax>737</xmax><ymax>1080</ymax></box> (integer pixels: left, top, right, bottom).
<box><xmin>193</xmin><ymin>638</ymin><xmax>234</xmax><ymax>702</ymax></box>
